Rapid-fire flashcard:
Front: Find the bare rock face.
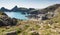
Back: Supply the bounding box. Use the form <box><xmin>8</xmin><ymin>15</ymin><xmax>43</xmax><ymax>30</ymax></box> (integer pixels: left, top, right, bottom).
<box><xmin>0</xmin><ymin>12</ymin><xmax>17</xmax><ymax>26</ymax></box>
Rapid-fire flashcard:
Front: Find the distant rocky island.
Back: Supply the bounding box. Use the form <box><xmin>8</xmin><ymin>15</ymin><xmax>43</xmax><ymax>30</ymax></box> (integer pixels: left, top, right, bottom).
<box><xmin>0</xmin><ymin>6</ymin><xmax>36</xmax><ymax>14</ymax></box>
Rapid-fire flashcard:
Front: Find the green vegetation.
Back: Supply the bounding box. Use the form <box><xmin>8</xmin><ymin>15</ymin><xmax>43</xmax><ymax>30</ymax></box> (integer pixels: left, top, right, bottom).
<box><xmin>0</xmin><ymin>5</ymin><xmax>60</xmax><ymax>35</ymax></box>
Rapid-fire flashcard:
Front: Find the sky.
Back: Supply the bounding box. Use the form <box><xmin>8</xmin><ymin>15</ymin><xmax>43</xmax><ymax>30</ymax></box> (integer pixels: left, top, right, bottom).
<box><xmin>0</xmin><ymin>0</ymin><xmax>60</xmax><ymax>9</ymax></box>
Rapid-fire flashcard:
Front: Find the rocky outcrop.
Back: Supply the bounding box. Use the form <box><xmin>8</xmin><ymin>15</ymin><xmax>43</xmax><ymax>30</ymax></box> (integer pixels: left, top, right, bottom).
<box><xmin>0</xmin><ymin>6</ymin><xmax>36</xmax><ymax>14</ymax></box>
<box><xmin>0</xmin><ymin>7</ymin><xmax>10</xmax><ymax>12</ymax></box>
<box><xmin>29</xmin><ymin>4</ymin><xmax>60</xmax><ymax>14</ymax></box>
<box><xmin>5</xmin><ymin>31</ymin><xmax>17</xmax><ymax>35</ymax></box>
<box><xmin>30</xmin><ymin>31</ymin><xmax>39</xmax><ymax>35</ymax></box>
<box><xmin>27</xmin><ymin>4</ymin><xmax>60</xmax><ymax>20</ymax></box>
<box><xmin>0</xmin><ymin>12</ymin><xmax>17</xmax><ymax>26</ymax></box>
<box><xmin>0</xmin><ymin>4</ymin><xmax>60</xmax><ymax>20</ymax></box>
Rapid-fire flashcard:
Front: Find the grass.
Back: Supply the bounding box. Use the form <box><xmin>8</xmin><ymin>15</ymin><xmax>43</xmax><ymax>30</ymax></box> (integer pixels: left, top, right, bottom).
<box><xmin>0</xmin><ymin>17</ymin><xmax>60</xmax><ymax>35</ymax></box>
<box><xmin>0</xmin><ymin>8</ymin><xmax>60</xmax><ymax>35</ymax></box>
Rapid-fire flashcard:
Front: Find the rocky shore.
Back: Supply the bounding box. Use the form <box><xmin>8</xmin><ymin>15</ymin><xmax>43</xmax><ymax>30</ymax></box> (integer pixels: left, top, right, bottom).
<box><xmin>0</xmin><ymin>12</ymin><xmax>17</xmax><ymax>26</ymax></box>
<box><xmin>0</xmin><ymin>4</ymin><xmax>60</xmax><ymax>35</ymax></box>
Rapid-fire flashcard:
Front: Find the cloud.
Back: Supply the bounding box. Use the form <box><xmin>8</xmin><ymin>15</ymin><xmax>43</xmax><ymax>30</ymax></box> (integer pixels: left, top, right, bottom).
<box><xmin>0</xmin><ymin>0</ymin><xmax>60</xmax><ymax>9</ymax></box>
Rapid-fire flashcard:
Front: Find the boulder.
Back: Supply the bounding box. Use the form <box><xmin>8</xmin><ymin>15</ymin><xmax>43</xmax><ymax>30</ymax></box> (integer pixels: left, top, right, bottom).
<box><xmin>5</xmin><ymin>31</ymin><xmax>17</xmax><ymax>35</ymax></box>
<box><xmin>31</xmin><ymin>31</ymin><xmax>39</xmax><ymax>35</ymax></box>
<box><xmin>0</xmin><ymin>12</ymin><xmax>17</xmax><ymax>26</ymax></box>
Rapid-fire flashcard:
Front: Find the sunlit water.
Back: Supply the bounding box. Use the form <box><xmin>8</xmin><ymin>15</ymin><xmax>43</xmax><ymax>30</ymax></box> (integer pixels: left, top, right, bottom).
<box><xmin>5</xmin><ymin>12</ymin><xmax>28</xmax><ymax>20</ymax></box>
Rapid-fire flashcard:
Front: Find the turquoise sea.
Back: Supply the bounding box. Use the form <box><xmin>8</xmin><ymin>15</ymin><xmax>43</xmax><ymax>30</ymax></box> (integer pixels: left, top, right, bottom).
<box><xmin>5</xmin><ymin>12</ymin><xmax>28</xmax><ymax>20</ymax></box>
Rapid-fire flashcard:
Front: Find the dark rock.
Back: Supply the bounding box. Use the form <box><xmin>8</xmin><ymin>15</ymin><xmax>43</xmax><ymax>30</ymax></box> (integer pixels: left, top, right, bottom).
<box><xmin>29</xmin><ymin>8</ymin><xmax>35</xmax><ymax>10</ymax></box>
<box><xmin>42</xmin><ymin>16</ymin><xmax>48</xmax><ymax>20</ymax></box>
<box><xmin>6</xmin><ymin>31</ymin><xmax>17</xmax><ymax>35</ymax></box>
<box><xmin>0</xmin><ymin>20</ymin><xmax>4</xmax><ymax>26</ymax></box>
<box><xmin>0</xmin><ymin>12</ymin><xmax>17</xmax><ymax>26</ymax></box>
<box><xmin>11</xmin><ymin>18</ymin><xmax>17</xmax><ymax>26</ymax></box>
<box><xmin>31</xmin><ymin>31</ymin><xmax>39</xmax><ymax>35</ymax></box>
<box><xmin>6</xmin><ymin>26</ymin><xmax>11</xmax><ymax>29</ymax></box>
<box><xmin>11</xmin><ymin>6</ymin><xmax>18</xmax><ymax>12</ymax></box>
<box><xmin>0</xmin><ymin>7</ymin><xmax>10</xmax><ymax>12</ymax></box>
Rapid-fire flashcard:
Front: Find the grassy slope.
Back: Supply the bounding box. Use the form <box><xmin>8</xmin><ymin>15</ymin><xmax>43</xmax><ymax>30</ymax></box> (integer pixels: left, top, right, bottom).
<box><xmin>0</xmin><ymin>7</ymin><xmax>60</xmax><ymax>35</ymax></box>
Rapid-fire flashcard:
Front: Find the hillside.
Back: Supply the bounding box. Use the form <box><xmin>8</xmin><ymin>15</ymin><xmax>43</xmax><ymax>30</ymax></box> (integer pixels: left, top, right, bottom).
<box><xmin>27</xmin><ymin>4</ymin><xmax>60</xmax><ymax>20</ymax></box>
<box><xmin>0</xmin><ymin>4</ymin><xmax>60</xmax><ymax>35</ymax></box>
<box><xmin>0</xmin><ymin>11</ymin><xmax>18</xmax><ymax>26</ymax></box>
<box><xmin>29</xmin><ymin>4</ymin><xmax>60</xmax><ymax>14</ymax></box>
